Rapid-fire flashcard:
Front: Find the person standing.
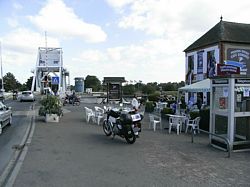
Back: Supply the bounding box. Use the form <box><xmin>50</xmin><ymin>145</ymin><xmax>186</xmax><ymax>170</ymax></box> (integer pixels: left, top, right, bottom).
<box><xmin>196</xmin><ymin>94</ymin><xmax>203</xmax><ymax>110</ymax></box>
<box><xmin>131</xmin><ymin>95</ymin><xmax>141</xmax><ymax>136</ymax></box>
<box><xmin>131</xmin><ymin>95</ymin><xmax>140</xmax><ymax>111</ymax></box>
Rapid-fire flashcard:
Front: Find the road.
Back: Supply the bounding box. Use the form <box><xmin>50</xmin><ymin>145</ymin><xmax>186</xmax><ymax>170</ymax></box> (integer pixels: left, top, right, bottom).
<box><xmin>0</xmin><ymin>99</ymin><xmax>35</xmax><ymax>175</ymax></box>
<box><xmin>11</xmin><ymin>104</ymin><xmax>250</xmax><ymax>186</ymax></box>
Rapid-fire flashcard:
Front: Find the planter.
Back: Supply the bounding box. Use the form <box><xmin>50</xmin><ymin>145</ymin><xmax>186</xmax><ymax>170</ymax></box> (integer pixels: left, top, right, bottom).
<box><xmin>39</xmin><ymin>95</ymin><xmax>63</xmax><ymax>123</ymax></box>
<box><xmin>45</xmin><ymin>113</ymin><xmax>59</xmax><ymax>123</ymax></box>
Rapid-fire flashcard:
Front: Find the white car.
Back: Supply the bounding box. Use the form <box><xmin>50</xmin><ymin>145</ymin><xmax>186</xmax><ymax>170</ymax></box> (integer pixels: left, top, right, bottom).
<box><xmin>19</xmin><ymin>91</ymin><xmax>35</xmax><ymax>102</ymax></box>
<box><xmin>0</xmin><ymin>102</ymin><xmax>12</xmax><ymax>134</ymax></box>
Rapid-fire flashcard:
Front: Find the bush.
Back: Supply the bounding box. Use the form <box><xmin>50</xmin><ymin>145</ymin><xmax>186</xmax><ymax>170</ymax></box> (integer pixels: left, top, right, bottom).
<box><xmin>188</xmin><ymin>109</ymin><xmax>210</xmax><ymax>131</ymax></box>
<box><xmin>39</xmin><ymin>95</ymin><xmax>63</xmax><ymax>116</ymax></box>
<box><xmin>145</xmin><ymin>101</ymin><xmax>155</xmax><ymax>112</ymax></box>
<box><xmin>189</xmin><ymin>111</ymin><xmax>200</xmax><ymax>120</ymax></box>
<box><xmin>147</xmin><ymin>93</ymin><xmax>160</xmax><ymax>102</ymax></box>
<box><xmin>161</xmin><ymin>107</ymin><xmax>174</xmax><ymax>119</ymax></box>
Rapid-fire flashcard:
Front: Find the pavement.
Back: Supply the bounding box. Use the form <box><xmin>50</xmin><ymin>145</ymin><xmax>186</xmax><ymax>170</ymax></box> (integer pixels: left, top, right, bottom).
<box><xmin>3</xmin><ymin>102</ymin><xmax>250</xmax><ymax>187</ymax></box>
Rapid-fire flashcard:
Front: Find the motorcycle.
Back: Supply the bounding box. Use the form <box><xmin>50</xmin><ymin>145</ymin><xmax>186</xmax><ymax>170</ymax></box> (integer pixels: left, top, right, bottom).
<box><xmin>72</xmin><ymin>96</ymin><xmax>80</xmax><ymax>106</ymax></box>
<box><xmin>103</xmin><ymin>108</ymin><xmax>143</xmax><ymax>144</ymax></box>
<box><xmin>63</xmin><ymin>94</ymin><xmax>80</xmax><ymax>106</ymax></box>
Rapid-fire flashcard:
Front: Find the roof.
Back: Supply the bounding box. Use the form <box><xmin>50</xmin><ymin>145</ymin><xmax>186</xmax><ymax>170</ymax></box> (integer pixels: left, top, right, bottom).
<box><xmin>178</xmin><ymin>79</ymin><xmax>210</xmax><ymax>92</ymax></box>
<box><xmin>184</xmin><ymin>20</ymin><xmax>250</xmax><ymax>52</ymax></box>
<box><xmin>103</xmin><ymin>77</ymin><xmax>125</xmax><ymax>84</ymax></box>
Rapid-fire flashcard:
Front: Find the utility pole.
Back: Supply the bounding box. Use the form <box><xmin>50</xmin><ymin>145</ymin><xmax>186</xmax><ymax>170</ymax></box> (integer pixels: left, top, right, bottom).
<box><xmin>0</xmin><ymin>42</ymin><xmax>4</xmax><ymax>91</ymax></box>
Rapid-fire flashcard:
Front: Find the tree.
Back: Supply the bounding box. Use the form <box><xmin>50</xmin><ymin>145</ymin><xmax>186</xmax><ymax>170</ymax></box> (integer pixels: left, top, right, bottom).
<box><xmin>3</xmin><ymin>72</ymin><xmax>20</xmax><ymax>91</ymax></box>
<box><xmin>141</xmin><ymin>84</ymin><xmax>156</xmax><ymax>94</ymax></box>
<box><xmin>122</xmin><ymin>84</ymin><xmax>135</xmax><ymax>95</ymax></box>
<box><xmin>25</xmin><ymin>76</ymin><xmax>34</xmax><ymax>90</ymax></box>
<box><xmin>84</xmin><ymin>75</ymin><xmax>101</xmax><ymax>92</ymax></box>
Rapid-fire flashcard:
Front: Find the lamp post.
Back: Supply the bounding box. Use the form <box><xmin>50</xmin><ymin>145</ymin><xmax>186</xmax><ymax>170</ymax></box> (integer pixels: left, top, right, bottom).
<box><xmin>0</xmin><ymin>42</ymin><xmax>4</xmax><ymax>91</ymax></box>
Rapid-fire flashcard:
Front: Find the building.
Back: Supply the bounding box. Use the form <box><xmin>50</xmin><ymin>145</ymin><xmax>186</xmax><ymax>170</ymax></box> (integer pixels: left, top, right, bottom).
<box><xmin>103</xmin><ymin>77</ymin><xmax>125</xmax><ymax>103</ymax></box>
<box><xmin>183</xmin><ymin>18</ymin><xmax>250</xmax><ymax>104</ymax></box>
<box><xmin>74</xmin><ymin>77</ymin><xmax>84</xmax><ymax>93</ymax></box>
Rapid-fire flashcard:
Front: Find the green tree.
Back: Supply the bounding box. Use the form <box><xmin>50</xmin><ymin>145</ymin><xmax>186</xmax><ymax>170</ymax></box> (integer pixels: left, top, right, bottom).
<box><xmin>3</xmin><ymin>72</ymin><xmax>20</xmax><ymax>91</ymax></box>
<box><xmin>84</xmin><ymin>75</ymin><xmax>101</xmax><ymax>92</ymax></box>
<box><xmin>25</xmin><ymin>76</ymin><xmax>34</xmax><ymax>90</ymax></box>
<box><xmin>159</xmin><ymin>82</ymin><xmax>174</xmax><ymax>91</ymax></box>
<box><xmin>122</xmin><ymin>84</ymin><xmax>135</xmax><ymax>95</ymax></box>
<box><xmin>141</xmin><ymin>84</ymin><xmax>156</xmax><ymax>94</ymax></box>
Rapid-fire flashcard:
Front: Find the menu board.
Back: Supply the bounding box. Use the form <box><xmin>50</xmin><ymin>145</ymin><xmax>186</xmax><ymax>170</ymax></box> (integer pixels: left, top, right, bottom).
<box><xmin>108</xmin><ymin>83</ymin><xmax>121</xmax><ymax>100</ymax></box>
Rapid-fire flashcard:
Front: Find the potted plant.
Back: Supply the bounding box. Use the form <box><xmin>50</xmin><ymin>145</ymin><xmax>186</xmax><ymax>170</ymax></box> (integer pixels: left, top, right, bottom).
<box><xmin>38</xmin><ymin>95</ymin><xmax>63</xmax><ymax>122</ymax></box>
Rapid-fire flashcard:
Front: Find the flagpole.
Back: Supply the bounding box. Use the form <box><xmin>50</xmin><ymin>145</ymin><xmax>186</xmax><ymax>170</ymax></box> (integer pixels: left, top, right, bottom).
<box><xmin>0</xmin><ymin>42</ymin><xmax>4</xmax><ymax>91</ymax></box>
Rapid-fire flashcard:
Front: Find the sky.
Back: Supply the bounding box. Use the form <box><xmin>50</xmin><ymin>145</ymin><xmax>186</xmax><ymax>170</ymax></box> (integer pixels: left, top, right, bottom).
<box><xmin>1</xmin><ymin>0</ymin><xmax>250</xmax><ymax>85</ymax></box>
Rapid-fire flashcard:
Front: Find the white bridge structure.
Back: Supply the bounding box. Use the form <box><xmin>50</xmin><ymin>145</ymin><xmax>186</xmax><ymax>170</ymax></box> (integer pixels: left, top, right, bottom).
<box><xmin>31</xmin><ymin>47</ymin><xmax>70</xmax><ymax>95</ymax></box>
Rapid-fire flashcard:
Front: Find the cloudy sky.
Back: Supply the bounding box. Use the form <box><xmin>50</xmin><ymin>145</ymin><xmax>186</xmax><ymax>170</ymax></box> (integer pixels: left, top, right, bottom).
<box><xmin>1</xmin><ymin>0</ymin><xmax>250</xmax><ymax>85</ymax></box>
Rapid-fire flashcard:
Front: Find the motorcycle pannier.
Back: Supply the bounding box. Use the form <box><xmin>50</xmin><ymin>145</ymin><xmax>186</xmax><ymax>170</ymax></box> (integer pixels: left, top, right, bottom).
<box><xmin>120</xmin><ymin>113</ymin><xmax>133</xmax><ymax>125</ymax></box>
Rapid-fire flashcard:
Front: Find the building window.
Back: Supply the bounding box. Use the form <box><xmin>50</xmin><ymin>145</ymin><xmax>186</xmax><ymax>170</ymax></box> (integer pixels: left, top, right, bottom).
<box><xmin>186</xmin><ymin>55</ymin><xmax>194</xmax><ymax>84</ymax></box>
<box><xmin>207</xmin><ymin>50</ymin><xmax>216</xmax><ymax>78</ymax></box>
<box><xmin>197</xmin><ymin>51</ymin><xmax>203</xmax><ymax>74</ymax></box>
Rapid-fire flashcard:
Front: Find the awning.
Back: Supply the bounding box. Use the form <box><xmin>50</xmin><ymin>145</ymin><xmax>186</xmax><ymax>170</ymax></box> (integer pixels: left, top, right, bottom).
<box><xmin>178</xmin><ymin>79</ymin><xmax>210</xmax><ymax>92</ymax></box>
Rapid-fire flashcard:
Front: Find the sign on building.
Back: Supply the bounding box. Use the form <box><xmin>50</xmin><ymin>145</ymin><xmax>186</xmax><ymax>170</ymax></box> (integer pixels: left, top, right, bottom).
<box><xmin>226</xmin><ymin>48</ymin><xmax>250</xmax><ymax>75</ymax></box>
<box><xmin>217</xmin><ymin>64</ymin><xmax>240</xmax><ymax>76</ymax></box>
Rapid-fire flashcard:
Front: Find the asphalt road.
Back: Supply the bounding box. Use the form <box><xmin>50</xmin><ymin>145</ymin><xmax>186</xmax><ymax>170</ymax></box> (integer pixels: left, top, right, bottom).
<box><xmin>0</xmin><ymin>99</ymin><xmax>35</xmax><ymax>175</ymax></box>
<box><xmin>10</xmin><ymin>103</ymin><xmax>250</xmax><ymax>187</ymax></box>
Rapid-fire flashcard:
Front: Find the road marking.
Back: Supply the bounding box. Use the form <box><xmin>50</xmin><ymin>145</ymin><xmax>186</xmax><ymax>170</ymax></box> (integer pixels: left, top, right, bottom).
<box><xmin>13</xmin><ymin>110</ymin><xmax>38</xmax><ymax>116</ymax></box>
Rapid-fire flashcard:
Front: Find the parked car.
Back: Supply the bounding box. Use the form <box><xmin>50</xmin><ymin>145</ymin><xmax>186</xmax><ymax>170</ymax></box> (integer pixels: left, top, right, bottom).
<box><xmin>18</xmin><ymin>91</ymin><xmax>35</xmax><ymax>102</ymax></box>
<box><xmin>0</xmin><ymin>102</ymin><xmax>12</xmax><ymax>134</ymax></box>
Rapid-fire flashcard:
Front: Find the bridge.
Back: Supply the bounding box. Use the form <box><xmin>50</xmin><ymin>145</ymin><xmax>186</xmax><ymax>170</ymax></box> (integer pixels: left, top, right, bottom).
<box><xmin>31</xmin><ymin>47</ymin><xmax>70</xmax><ymax>95</ymax></box>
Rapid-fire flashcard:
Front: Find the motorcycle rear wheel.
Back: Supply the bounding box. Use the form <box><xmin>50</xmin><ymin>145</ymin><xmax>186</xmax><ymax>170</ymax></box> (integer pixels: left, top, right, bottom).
<box><xmin>125</xmin><ymin>129</ymin><xmax>136</xmax><ymax>144</ymax></box>
<box><xmin>103</xmin><ymin>120</ymin><xmax>112</xmax><ymax>136</ymax></box>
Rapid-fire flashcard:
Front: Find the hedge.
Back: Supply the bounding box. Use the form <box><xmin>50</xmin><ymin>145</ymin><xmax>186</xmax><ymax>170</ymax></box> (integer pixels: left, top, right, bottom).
<box><xmin>161</xmin><ymin>107</ymin><xmax>175</xmax><ymax>119</ymax></box>
<box><xmin>199</xmin><ymin>108</ymin><xmax>210</xmax><ymax>131</ymax></box>
<box><xmin>145</xmin><ymin>101</ymin><xmax>155</xmax><ymax>112</ymax></box>
<box><xmin>189</xmin><ymin>108</ymin><xmax>210</xmax><ymax>131</ymax></box>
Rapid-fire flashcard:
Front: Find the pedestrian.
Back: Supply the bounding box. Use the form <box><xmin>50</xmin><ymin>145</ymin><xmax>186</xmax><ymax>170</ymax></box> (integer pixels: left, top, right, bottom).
<box><xmin>131</xmin><ymin>95</ymin><xmax>140</xmax><ymax>111</ymax></box>
<box><xmin>196</xmin><ymin>94</ymin><xmax>202</xmax><ymax>110</ymax></box>
<box><xmin>131</xmin><ymin>95</ymin><xmax>141</xmax><ymax>137</ymax></box>
<box><xmin>13</xmin><ymin>90</ymin><xmax>18</xmax><ymax>100</ymax></box>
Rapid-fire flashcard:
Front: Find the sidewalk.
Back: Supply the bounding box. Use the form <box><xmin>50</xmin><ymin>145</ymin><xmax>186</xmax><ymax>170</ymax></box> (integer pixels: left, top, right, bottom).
<box><xmin>10</xmin><ymin>104</ymin><xmax>250</xmax><ymax>187</ymax></box>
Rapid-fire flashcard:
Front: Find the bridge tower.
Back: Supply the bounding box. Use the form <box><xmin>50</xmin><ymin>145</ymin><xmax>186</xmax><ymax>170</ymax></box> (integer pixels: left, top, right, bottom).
<box><xmin>31</xmin><ymin>47</ymin><xmax>70</xmax><ymax>95</ymax></box>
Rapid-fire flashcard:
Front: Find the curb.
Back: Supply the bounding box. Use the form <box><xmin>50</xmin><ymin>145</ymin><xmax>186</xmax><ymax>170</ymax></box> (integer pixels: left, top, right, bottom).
<box><xmin>0</xmin><ymin>106</ymin><xmax>36</xmax><ymax>187</ymax></box>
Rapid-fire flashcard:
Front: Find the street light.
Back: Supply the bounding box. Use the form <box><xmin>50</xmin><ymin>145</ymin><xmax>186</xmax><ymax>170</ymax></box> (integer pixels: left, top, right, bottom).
<box><xmin>0</xmin><ymin>42</ymin><xmax>4</xmax><ymax>91</ymax></box>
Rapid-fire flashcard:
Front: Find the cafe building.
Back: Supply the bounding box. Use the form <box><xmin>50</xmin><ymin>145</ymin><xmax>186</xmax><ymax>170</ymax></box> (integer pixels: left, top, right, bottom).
<box><xmin>183</xmin><ymin>18</ymin><xmax>250</xmax><ymax>151</ymax></box>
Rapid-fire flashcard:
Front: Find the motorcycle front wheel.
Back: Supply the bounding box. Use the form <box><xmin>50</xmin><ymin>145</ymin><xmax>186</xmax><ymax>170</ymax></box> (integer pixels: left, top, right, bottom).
<box><xmin>103</xmin><ymin>120</ymin><xmax>112</xmax><ymax>136</ymax></box>
<box><xmin>125</xmin><ymin>128</ymin><xmax>136</xmax><ymax>144</ymax></box>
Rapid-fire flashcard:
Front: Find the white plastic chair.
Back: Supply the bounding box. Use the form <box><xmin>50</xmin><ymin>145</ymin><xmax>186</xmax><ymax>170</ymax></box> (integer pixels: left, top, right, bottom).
<box><xmin>185</xmin><ymin>117</ymin><xmax>200</xmax><ymax>134</ymax></box>
<box><xmin>149</xmin><ymin>114</ymin><xmax>161</xmax><ymax>131</ymax></box>
<box><xmin>84</xmin><ymin>107</ymin><xmax>95</xmax><ymax>123</ymax></box>
<box><xmin>169</xmin><ymin>116</ymin><xmax>182</xmax><ymax>135</ymax></box>
<box><xmin>94</xmin><ymin>106</ymin><xmax>105</xmax><ymax>125</ymax></box>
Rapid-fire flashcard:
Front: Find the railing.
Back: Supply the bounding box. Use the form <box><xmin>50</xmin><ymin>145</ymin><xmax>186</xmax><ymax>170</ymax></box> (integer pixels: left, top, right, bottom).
<box><xmin>191</xmin><ymin>128</ymin><xmax>231</xmax><ymax>158</ymax></box>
